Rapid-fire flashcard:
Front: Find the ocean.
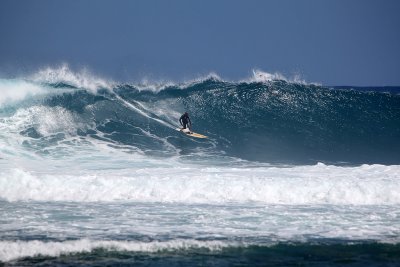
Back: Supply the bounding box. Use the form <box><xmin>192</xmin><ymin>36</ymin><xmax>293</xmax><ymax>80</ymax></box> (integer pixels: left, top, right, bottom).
<box><xmin>0</xmin><ymin>68</ymin><xmax>399</xmax><ymax>266</ymax></box>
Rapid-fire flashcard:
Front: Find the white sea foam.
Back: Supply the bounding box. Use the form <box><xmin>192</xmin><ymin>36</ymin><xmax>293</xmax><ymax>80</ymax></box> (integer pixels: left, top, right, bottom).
<box><xmin>1</xmin><ymin>164</ymin><xmax>399</xmax><ymax>204</ymax></box>
<box><xmin>0</xmin><ymin>79</ymin><xmax>48</xmax><ymax>106</ymax></box>
<box><xmin>0</xmin><ymin>239</ymin><xmax>234</xmax><ymax>262</ymax></box>
<box><xmin>0</xmin><ymin>105</ymin><xmax>83</xmax><ymax>136</ymax></box>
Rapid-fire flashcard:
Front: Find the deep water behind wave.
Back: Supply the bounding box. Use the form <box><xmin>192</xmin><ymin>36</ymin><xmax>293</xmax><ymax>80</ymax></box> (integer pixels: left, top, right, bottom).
<box><xmin>1</xmin><ymin>75</ymin><xmax>400</xmax><ymax>165</ymax></box>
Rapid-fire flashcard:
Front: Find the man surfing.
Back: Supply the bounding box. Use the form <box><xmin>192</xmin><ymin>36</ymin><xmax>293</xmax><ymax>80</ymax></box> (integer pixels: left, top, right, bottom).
<box><xmin>179</xmin><ymin>112</ymin><xmax>192</xmax><ymax>133</ymax></box>
<box><xmin>176</xmin><ymin>112</ymin><xmax>207</xmax><ymax>138</ymax></box>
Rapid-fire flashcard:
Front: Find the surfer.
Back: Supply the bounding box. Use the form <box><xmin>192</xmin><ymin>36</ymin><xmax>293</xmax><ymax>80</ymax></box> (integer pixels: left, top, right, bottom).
<box><xmin>176</xmin><ymin>112</ymin><xmax>206</xmax><ymax>138</ymax></box>
<box><xmin>179</xmin><ymin>112</ymin><xmax>192</xmax><ymax>131</ymax></box>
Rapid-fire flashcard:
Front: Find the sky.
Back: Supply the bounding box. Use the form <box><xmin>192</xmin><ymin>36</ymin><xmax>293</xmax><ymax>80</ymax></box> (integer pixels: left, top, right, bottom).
<box><xmin>0</xmin><ymin>0</ymin><xmax>399</xmax><ymax>85</ymax></box>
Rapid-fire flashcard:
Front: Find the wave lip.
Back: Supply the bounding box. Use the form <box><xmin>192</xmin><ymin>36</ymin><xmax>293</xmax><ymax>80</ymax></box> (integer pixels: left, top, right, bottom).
<box><xmin>29</xmin><ymin>64</ymin><xmax>113</xmax><ymax>91</ymax></box>
<box><xmin>246</xmin><ymin>69</ymin><xmax>308</xmax><ymax>84</ymax></box>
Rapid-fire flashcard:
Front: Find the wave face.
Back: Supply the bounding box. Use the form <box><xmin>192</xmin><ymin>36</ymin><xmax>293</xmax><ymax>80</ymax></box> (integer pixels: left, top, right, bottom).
<box><xmin>1</xmin><ymin>75</ymin><xmax>399</xmax><ymax>165</ymax></box>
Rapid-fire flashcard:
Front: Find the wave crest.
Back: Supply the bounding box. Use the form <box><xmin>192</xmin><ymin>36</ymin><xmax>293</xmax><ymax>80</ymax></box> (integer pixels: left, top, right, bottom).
<box><xmin>29</xmin><ymin>64</ymin><xmax>113</xmax><ymax>91</ymax></box>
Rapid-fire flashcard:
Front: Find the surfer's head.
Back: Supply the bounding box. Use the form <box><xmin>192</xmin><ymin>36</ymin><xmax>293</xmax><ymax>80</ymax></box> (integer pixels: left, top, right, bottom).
<box><xmin>185</xmin><ymin>112</ymin><xmax>189</xmax><ymax>115</ymax></box>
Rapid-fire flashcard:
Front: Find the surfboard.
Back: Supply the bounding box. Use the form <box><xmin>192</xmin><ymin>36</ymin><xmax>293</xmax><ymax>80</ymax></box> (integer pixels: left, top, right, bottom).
<box><xmin>175</xmin><ymin>128</ymin><xmax>208</xmax><ymax>139</ymax></box>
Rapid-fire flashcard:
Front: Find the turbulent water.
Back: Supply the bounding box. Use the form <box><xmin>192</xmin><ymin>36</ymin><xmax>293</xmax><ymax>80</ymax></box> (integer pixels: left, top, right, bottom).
<box><xmin>0</xmin><ymin>68</ymin><xmax>400</xmax><ymax>266</ymax></box>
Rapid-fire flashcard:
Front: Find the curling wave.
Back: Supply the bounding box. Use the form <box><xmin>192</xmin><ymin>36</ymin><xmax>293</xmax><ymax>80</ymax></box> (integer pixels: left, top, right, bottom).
<box><xmin>1</xmin><ymin>67</ymin><xmax>400</xmax><ymax>165</ymax></box>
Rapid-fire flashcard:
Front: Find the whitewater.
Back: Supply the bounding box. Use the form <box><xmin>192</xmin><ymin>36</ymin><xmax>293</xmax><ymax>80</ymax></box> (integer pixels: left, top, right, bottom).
<box><xmin>0</xmin><ymin>67</ymin><xmax>400</xmax><ymax>266</ymax></box>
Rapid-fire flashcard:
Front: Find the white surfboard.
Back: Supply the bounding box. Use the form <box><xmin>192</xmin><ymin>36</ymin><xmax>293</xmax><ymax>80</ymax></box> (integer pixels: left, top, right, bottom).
<box><xmin>175</xmin><ymin>128</ymin><xmax>208</xmax><ymax>139</ymax></box>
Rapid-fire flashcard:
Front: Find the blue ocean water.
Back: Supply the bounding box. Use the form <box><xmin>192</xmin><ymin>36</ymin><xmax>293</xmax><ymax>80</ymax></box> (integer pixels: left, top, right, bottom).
<box><xmin>0</xmin><ymin>68</ymin><xmax>399</xmax><ymax>266</ymax></box>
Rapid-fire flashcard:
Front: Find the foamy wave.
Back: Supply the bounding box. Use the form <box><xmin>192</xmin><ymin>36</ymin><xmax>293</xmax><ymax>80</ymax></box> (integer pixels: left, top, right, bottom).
<box><xmin>0</xmin><ymin>239</ymin><xmax>234</xmax><ymax>262</ymax></box>
<box><xmin>1</xmin><ymin>164</ymin><xmax>399</xmax><ymax>204</ymax></box>
<box><xmin>0</xmin><ymin>106</ymin><xmax>84</xmax><ymax>136</ymax></box>
<box><xmin>0</xmin><ymin>79</ymin><xmax>47</xmax><ymax>106</ymax></box>
<box><xmin>29</xmin><ymin>64</ymin><xmax>113</xmax><ymax>91</ymax></box>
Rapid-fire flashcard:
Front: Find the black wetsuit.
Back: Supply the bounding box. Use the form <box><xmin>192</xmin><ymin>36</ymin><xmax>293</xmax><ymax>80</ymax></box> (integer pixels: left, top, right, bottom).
<box><xmin>179</xmin><ymin>113</ymin><xmax>191</xmax><ymax>129</ymax></box>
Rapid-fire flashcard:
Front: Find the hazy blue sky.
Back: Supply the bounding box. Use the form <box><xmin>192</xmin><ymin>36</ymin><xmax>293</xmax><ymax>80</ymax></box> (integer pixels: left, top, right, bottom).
<box><xmin>0</xmin><ymin>0</ymin><xmax>399</xmax><ymax>85</ymax></box>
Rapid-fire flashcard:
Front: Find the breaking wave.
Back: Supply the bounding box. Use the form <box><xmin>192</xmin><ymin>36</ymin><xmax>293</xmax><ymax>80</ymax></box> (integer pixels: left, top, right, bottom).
<box><xmin>1</xmin><ymin>67</ymin><xmax>399</xmax><ymax>165</ymax></box>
